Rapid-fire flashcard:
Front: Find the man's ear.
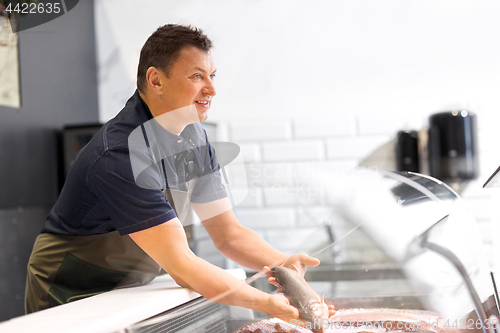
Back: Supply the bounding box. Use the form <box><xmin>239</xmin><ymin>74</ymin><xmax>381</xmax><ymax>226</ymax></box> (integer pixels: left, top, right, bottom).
<box><xmin>145</xmin><ymin>66</ymin><xmax>164</xmax><ymax>95</ymax></box>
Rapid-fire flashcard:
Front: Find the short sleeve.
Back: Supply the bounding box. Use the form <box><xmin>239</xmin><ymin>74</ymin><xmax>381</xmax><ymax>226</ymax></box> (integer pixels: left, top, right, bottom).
<box><xmin>190</xmin><ymin>141</ymin><xmax>228</xmax><ymax>203</ymax></box>
<box><xmin>88</xmin><ymin>147</ymin><xmax>177</xmax><ymax>235</ymax></box>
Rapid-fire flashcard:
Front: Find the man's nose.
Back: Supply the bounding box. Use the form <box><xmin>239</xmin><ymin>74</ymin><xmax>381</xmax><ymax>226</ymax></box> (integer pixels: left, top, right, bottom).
<box><xmin>203</xmin><ymin>78</ymin><xmax>216</xmax><ymax>97</ymax></box>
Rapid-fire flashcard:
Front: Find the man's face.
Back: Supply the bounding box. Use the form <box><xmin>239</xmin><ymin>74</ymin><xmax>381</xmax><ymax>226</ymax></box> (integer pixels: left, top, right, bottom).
<box><xmin>158</xmin><ymin>46</ymin><xmax>216</xmax><ymax>122</ymax></box>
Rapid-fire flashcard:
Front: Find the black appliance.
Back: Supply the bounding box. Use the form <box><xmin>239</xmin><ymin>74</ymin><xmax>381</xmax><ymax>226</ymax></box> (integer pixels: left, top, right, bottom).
<box><xmin>396</xmin><ymin>130</ymin><xmax>420</xmax><ymax>173</ymax></box>
<box><xmin>428</xmin><ymin>111</ymin><xmax>478</xmax><ymax>181</ymax></box>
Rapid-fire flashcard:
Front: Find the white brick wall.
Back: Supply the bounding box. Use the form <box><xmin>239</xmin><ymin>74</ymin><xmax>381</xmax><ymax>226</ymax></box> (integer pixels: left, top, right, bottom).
<box><xmin>196</xmin><ymin>239</ymin><xmax>226</xmax><ymax>267</ymax></box>
<box><xmin>357</xmin><ymin>114</ymin><xmax>425</xmax><ymax>136</ymax></box>
<box><xmin>230</xmin><ymin>120</ymin><xmax>292</xmax><ymax>142</ymax></box>
<box><xmin>235</xmin><ymin>207</ymin><xmax>296</xmax><ymax>229</ymax></box>
<box><xmin>294</xmin><ymin>115</ymin><xmax>356</xmax><ymax>138</ymax></box>
<box><xmin>326</xmin><ymin>136</ymin><xmax>391</xmax><ymax>160</ymax></box>
<box><xmin>262</xmin><ymin>185</ymin><xmax>324</xmax><ymax>207</ymax></box>
<box><xmin>265</xmin><ymin>228</ymin><xmax>331</xmax><ymax>254</ymax></box>
<box><xmin>237</xmin><ymin>143</ymin><xmax>261</xmax><ymax>162</ymax></box>
<box><xmin>262</xmin><ymin>140</ymin><xmax>325</xmax><ymax>162</ymax></box>
<box><xmin>230</xmin><ymin>187</ymin><xmax>262</xmax><ymax>208</ymax></box>
<box><xmin>244</xmin><ymin>163</ymin><xmax>297</xmax><ymax>186</ymax></box>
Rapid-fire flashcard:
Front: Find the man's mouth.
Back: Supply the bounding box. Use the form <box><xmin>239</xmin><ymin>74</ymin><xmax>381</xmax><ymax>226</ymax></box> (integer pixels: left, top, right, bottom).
<box><xmin>195</xmin><ymin>100</ymin><xmax>210</xmax><ymax>108</ymax></box>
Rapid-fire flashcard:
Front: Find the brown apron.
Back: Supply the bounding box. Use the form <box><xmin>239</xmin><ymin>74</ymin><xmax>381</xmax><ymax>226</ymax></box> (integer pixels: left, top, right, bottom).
<box><xmin>25</xmin><ymin>181</ymin><xmax>196</xmax><ymax>314</ymax></box>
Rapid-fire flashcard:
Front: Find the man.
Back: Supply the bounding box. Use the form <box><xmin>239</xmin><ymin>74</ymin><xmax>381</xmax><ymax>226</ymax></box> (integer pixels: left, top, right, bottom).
<box><xmin>25</xmin><ymin>24</ymin><xmax>333</xmax><ymax>323</ymax></box>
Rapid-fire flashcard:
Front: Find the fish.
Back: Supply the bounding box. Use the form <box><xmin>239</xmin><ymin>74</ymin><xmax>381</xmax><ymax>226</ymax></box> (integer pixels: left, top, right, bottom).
<box><xmin>271</xmin><ymin>266</ymin><xmax>329</xmax><ymax>333</ymax></box>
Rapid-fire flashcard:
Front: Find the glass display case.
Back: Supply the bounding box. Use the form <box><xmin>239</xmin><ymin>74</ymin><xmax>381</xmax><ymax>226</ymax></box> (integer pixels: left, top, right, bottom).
<box><xmin>126</xmin><ymin>169</ymin><xmax>499</xmax><ymax>333</ymax></box>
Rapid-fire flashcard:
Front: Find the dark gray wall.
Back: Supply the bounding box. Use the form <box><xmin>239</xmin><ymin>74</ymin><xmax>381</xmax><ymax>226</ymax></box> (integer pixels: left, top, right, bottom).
<box><xmin>0</xmin><ymin>0</ymin><xmax>99</xmax><ymax>321</ymax></box>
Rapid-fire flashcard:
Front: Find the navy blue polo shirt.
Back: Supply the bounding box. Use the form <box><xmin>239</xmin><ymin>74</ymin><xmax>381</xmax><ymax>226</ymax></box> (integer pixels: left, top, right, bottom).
<box><xmin>43</xmin><ymin>91</ymin><xmax>227</xmax><ymax>236</ymax></box>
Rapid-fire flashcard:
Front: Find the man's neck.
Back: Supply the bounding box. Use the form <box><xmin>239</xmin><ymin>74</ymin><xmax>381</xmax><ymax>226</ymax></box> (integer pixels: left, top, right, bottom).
<box><xmin>139</xmin><ymin>91</ymin><xmax>197</xmax><ymax>136</ymax></box>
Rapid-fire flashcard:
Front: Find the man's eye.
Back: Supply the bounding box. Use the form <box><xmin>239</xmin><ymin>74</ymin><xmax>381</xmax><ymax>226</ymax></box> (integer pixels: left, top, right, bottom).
<box><xmin>193</xmin><ymin>74</ymin><xmax>202</xmax><ymax>79</ymax></box>
<box><xmin>210</xmin><ymin>74</ymin><xmax>216</xmax><ymax>80</ymax></box>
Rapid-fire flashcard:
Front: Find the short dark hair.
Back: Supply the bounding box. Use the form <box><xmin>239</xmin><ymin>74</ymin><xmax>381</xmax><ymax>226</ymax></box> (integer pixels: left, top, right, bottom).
<box><xmin>137</xmin><ymin>24</ymin><xmax>213</xmax><ymax>92</ymax></box>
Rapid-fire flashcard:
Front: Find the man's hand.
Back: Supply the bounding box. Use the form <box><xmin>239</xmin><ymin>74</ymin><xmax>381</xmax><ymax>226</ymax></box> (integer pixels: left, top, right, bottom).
<box><xmin>263</xmin><ymin>294</ymin><xmax>300</xmax><ymax>323</ymax></box>
<box><xmin>263</xmin><ymin>283</ymin><xmax>337</xmax><ymax>321</ymax></box>
<box><xmin>263</xmin><ymin>254</ymin><xmax>337</xmax><ymax>319</ymax></box>
<box><xmin>264</xmin><ymin>254</ymin><xmax>320</xmax><ymax>292</ymax></box>
<box><xmin>281</xmin><ymin>253</ymin><xmax>320</xmax><ymax>275</ymax></box>
<box><xmin>327</xmin><ymin>303</ymin><xmax>337</xmax><ymax>317</ymax></box>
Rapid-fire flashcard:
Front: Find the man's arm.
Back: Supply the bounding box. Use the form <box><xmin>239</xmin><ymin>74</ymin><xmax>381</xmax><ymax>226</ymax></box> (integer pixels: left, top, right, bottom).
<box><xmin>192</xmin><ymin>198</ymin><xmax>320</xmax><ymax>273</ymax></box>
<box><xmin>128</xmin><ymin>217</ymin><xmax>301</xmax><ymax>322</ymax></box>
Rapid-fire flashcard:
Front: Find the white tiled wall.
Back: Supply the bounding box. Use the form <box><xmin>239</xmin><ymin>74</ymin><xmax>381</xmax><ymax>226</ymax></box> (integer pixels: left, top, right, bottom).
<box><xmin>326</xmin><ymin>136</ymin><xmax>391</xmax><ymax>160</ymax></box>
<box><xmin>294</xmin><ymin>115</ymin><xmax>357</xmax><ymax>139</ymax></box>
<box><xmin>262</xmin><ymin>140</ymin><xmax>325</xmax><ymax>162</ymax></box>
<box><xmin>230</xmin><ymin>120</ymin><xmax>292</xmax><ymax>142</ymax></box>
